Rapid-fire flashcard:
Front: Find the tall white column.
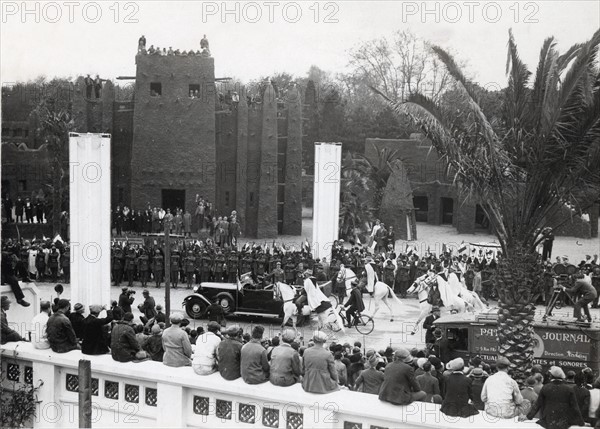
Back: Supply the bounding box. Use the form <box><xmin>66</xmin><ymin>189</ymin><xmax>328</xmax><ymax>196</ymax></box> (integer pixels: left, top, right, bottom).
<box><xmin>69</xmin><ymin>133</ymin><xmax>111</xmax><ymax>307</ymax></box>
<box><xmin>312</xmin><ymin>143</ymin><xmax>342</xmax><ymax>261</ymax></box>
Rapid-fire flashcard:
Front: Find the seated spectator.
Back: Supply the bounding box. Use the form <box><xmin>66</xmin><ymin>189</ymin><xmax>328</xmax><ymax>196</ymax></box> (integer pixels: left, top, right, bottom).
<box><xmin>69</xmin><ymin>303</ymin><xmax>86</xmax><ymax>340</ymax></box>
<box><xmin>162</xmin><ymin>314</ymin><xmax>192</xmax><ymax>367</ymax></box>
<box><xmin>355</xmin><ymin>353</ymin><xmax>385</xmax><ymax>394</ymax></box>
<box><xmin>481</xmin><ymin>356</ymin><xmax>529</xmax><ymax>418</ymax></box>
<box><xmin>111</xmin><ymin>312</ymin><xmax>146</xmax><ymax>362</ymax></box>
<box><xmin>573</xmin><ymin>371</ymin><xmax>591</xmax><ymax>422</ymax></box>
<box><xmin>192</xmin><ymin>321</ymin><xmax>221</xmax><ymax>375</ymax></box>
<box><xmin>333</xmin><ymin>352</ymin><xmax>348</xmax><ymax>387</ymax></box>
<box><xmin>468</xmin><ymin>368</ymin><xmax>487</xmax><ymax>410</ymax></box>
<box><xmin>416</xmin><ymin>361</ymin><xmax>442</xmax><ymax>403</ymax></box>
<box><xmin>266</xmin><ymin>336</ymin><xmax>279</xmax><ymax>361</ymax></box>
<box><xmin>348</xmin><ymin>352</ymin><xmax>365</xmax><ymax>387</ymax></box>
<box><xmin>520</xmin><ymin>376</ymin><xmax>539</xmax><ymax>404</ymax></box>
<box><xmin>240</xmin><ymin>325</ymin><xmax>269</xmax><ymax>384</ymax></box>
<box><xmin>269</xmin><ymin>328</ymin><xmax>302</xmax><ymax>387</ymax></box>
<box><xmin>302</xmin><ymin>331</ymin><xmax>338</xmax><ymax>394</ymax></box>
<box><xmin>81</xmin><ymin>304</ymin><xmax>113</xmax><ymax>355</ymax></box>
<box><xmin>522</xmin><ymin>366</ymin><xmax>585</xmax><ymax>428</ymax></box>
<box><xmin>47</xmin><ymin>299</ymin><xmax>80</xmax><ymax>353</ymax></box>
<box><xmin>217</xmin><ymin>325</ymin><xmax>243</xmax><ymax>380</ymax></box>
<box><xmin>134</xmin><ymin>324</ymin><xmax>149</xmax><ymax>349</ymax></box>
<box><xmin>143</xmin><ymin>324</ymin><xmax>164</xmax><ymax>362</ymax></box>
<box><xmin>2</xmin><ymin>296</ymin><xmax>26</xmax><ymax>344</ymax></box>
<box><xmin>440</xmin><ymin>358</ymin><xmax>479</xmax><ymax>417</ymax></box>
<box><xmin>31</xmin><ymin>300</ymin><xmax>52</xmax><ymax>349</ymax></box>
<box><xmin>378</xmin><ymin>347</ymin><xmax>427</xmax><ymax>405</ymax></box>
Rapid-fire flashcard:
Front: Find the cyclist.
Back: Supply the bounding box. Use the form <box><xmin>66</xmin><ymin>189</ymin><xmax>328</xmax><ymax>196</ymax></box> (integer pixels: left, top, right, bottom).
<box><xmin>344</xmin><ymin>279</ymin><xmax>365</xmax><ymax>328</ymax></box>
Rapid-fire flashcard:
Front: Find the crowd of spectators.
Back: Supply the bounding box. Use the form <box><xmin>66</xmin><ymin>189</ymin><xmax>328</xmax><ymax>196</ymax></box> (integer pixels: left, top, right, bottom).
<box><xmin>2</xmin><ymin>294</ymin><xmax>599</xmax><ymax>428</ymax></box>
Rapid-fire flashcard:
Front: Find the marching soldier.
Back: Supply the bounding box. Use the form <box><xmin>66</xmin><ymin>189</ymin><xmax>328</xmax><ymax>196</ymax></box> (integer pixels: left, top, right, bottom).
<box><xmin>35</xmin><ymin>247</ymin><xmax>46</xmax><ymax>282</ymax></box>
<box><xmin>184</xmin><ymin>250</ymin><xmax>196</xmax><ymax>289</ymax></box>
<box><xmin>48</xmin><ymin>245</ymin><xmax>60</xmax><ymax>283</ymax></box>
<box><xmin>112</xmin><ymin>245</ymin><xmax>124</xmax><ymax>286</ymax></box>
<box><xmin>227</xmin><ymin>250</ymin><xmax>239</xmax><ymax>283</ymax></box>
<box><xmin>213</xmin><ymin>249</ymin><xmax>226</xmax><ymax>282</ymax></box>
<box><xmin>125</xmin><ymin>247</ymin><xmax>136</xmax><ymax>286</ymax></box>
<box><xmin>138</xmin><ymin>250</ymin><xmax>150</xmax><ymax>287</ymax></box>
<box><xmin>395</xmin><ymin>256</ymin><xmax>410</xmax><ymax>298</ymax></box>
<box><xmin>241</xmin><ymin>252</ymin><xmax>253</xmax><ymax>277</ymax></box>
<box><xmin>255</xmin><ymin>251</ymin><xmax>267</xmax><ymax>284</ymax></box>
<box><xmin>171</xmin><ymin>249</ymin><xmax>180</xmax><ymax>288</ymax></box>
<box><xmin>200</xmin><ymin>250</ymin><xmax>212</xmax><ymax>282</ymax></box>
<box><xmin>152</xmin><ymin>249</ymin><xmax>164</xmax><ymax>288</ymax></box>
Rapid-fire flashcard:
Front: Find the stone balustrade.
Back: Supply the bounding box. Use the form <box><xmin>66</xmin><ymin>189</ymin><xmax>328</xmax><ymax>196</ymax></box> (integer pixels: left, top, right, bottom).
<box><xmin>0</xmin><ymin>342</ymin><xmax>537</xmax><ymax>429</ymax></box>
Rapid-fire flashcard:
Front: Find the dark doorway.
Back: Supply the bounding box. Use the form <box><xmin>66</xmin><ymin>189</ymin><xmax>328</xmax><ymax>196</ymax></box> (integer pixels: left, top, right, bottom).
<box><xmin>441</xmin><ymin>197</ymin><xmax>454</xmax><ymax>224</ymax></box>
<box><xmin>162</xmin><ymin>189</ymin><xmax>185</xmax><ymax>213</ymax></box>
<box><xmin>413</xmin><ymin>196</ymin><xmax>429</xmax><ymax>222</ymax></box>
<box><xmin>475</xmin><ymin>204</ymin><xmax>489</xmax><ymax>229</ymax></box>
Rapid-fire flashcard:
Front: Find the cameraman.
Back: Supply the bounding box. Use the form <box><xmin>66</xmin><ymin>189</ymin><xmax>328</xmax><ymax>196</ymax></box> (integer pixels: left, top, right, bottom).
<box><xmin>118</xmin><ymin>287</ymin><xmax>135</xmax><ymax>314</ymax></box>
<box><xmin>562</xmin><ymin>273</ymin><xmax>597</xmax><ymax>323</ymax></box>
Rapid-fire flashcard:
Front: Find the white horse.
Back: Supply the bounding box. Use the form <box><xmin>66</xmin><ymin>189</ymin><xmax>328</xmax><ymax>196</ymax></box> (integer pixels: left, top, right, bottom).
<box><xmin>406</xmin><ymin>275</ymin><xmax>434</xmax><ymax>334</ymax></box>
<box><xmin>274</xmin><ymin>281</ymin><xmax>344</xmax><ymax>333</ymax></box>
<box><xmin>337</xmin><ymin>267</ymin><xmax>403</xmax><ymax>322</ymax></box>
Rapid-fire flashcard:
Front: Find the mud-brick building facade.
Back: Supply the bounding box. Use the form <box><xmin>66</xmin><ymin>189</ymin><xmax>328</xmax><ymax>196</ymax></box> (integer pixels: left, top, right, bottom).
<box><xmin>64</xmin><ymin>51</ymin><xmax>304</xmax><ymax>238</ymax></box>
<box><xmin>365</xmin><ymin>136</ymin><xmax>598</xmax><ymax>238</ymax></box>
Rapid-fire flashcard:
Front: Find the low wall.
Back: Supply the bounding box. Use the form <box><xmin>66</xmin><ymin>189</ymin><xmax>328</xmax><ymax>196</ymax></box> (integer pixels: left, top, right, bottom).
<box><xmin>1</xmin><ymin>282</ymin><xmax>40</xmax><ymax>337</ymax></box>
<box><xmin>0</xmin><ymin>343</ymin><xmax>534</xmax><ymax>429</ymax></box>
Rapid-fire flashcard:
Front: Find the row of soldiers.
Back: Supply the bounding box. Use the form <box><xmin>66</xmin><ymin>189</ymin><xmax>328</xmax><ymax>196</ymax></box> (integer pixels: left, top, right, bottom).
<box><xmin>111</xmin><ymin>243</ymin><xmax>331</xmax><ymax>289</ymax></box>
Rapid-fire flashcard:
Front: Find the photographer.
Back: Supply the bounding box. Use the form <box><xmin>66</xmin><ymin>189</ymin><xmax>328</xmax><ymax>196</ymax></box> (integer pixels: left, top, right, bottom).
<box><xmin>562</xmin><ymin>273</ymin><xmax>597</xmax><ymax>323</ymax></box>
<box><xmin>118</xmin><ymin>287</ymin><xmax>135</xmax><ymax>314</ymax></box>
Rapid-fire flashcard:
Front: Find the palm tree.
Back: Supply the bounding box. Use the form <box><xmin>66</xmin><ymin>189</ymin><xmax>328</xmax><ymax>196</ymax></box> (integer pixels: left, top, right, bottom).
<box><xmin>373</xmin><ymin>29</ymin><xmax>600</xmax><ymax>382</ymax></box>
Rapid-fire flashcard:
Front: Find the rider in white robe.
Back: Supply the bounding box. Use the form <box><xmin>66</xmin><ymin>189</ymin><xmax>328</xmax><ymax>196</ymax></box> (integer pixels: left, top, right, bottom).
<box><xmin>364</xmin><ymin>262</ymin><xmax>378</xmax><ymax>294</ymax></box>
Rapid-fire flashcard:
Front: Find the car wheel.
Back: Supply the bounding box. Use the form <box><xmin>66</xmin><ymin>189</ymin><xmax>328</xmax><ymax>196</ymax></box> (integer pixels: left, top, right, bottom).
<box><xmin>185</xmin><ymin>298</ymin><xmax>207</xmax><ymax>320</ymax></box>
<box><xmin>217</xmin><ymin>293</ymin><xmax>234</xmax><ymax>314</ymax></box>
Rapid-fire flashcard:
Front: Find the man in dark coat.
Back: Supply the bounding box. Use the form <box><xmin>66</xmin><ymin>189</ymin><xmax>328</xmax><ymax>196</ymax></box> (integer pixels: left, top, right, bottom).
<box><xmin>523</xmin><ymin>365</ymin><xmax>585</xmax><ymax>429</ymax></box>
<box><xmin>81</xmin><ymin>305</ymin><xmax>113</xmax><ymax>355</ymax></box>
<box><xmin>118</xmin><ymin>287</ymin><xmax>135</xmax><ymax>314</ymax></box>
<box><xmin>138</xmin><ymin>289</ymin><xmax>157</xmax><ymax>325</ymax></box>
<box><xmin>440</xmin><ymin>358</ymin><xmax>479</xmax><ymax>417</ymax></box>
<box><xmin>562</xmin><ymin>274</ymin><xmax>597</xmax><ymax>322</ymax></box>
<box><xmin>111</xmin><ymin>312</ymin><xmax>144</xmax><ymax>362</ymax></box>
<box><xmin>68</xmin><ymin>303</ymin><xmax>86</xmax><ymax>340</ymax></box>
<box><xmin>378</xmin><ymin>347</ymin><xmax>426</xmax><ymax>405</ymax></box>
<box><xmin>344</xmin><ymin>279</ymin><xmax>365</xmax><ymax>328</ymax></box>
<box><xmin>47</xmin><ymin>299</ymin><xmax>80</xmax><ymax>353</ymax></box>
<box><xmin>217</xmin><ymin>325</ymin><xmax>243</xmax><ymax>380</ymax></box>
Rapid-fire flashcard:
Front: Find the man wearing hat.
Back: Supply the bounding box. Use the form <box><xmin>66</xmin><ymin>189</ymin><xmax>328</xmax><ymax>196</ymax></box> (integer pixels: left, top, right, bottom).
<box><xmin>162</xmin><ymin>313</ymin><xmax>192</xmax><ymax>367</ymax></box>
<box><xmin>217</xmin><ymin>325</ymin><xmax>243</xmax><ymax>380</ymax></box>
<box><xmin>1</xmin><ymin>295</ymin><xmax>26</xmax><ymax>344</ymax></box>
<box><xmin>422</xmin><ymin>306</ymin><xmax>441</xmax><ymax>347</ymax></box>
<box><xmin>47</xmin><ymin>299</ymin><xmax>80</xmax><ymax>353</ymax></box>
<box><xmin>378</xmin><ymin>346</ymin><xmax>426</xmax><ymax>405</ymax></box>
<box><xmin>81</xmin><ymin>304</ymin><xmax>113</xmax><ymax>355</ymax></box>
<box><xmin>302</xmin><ymin>331</ymin><xmax>338</xmax><ymax>394</ymax></box>
<box><xmin>354</xmin><ymin>353</ymin><xmax>385</xmax><ymax>394</ymax></box>
<box><xmin>344</xmin><ymin>279</ymin><xmax>365</xmax><ymax>328</ymax></box>
<box><xmin>481</xmin><ymin>356</ymin><xmax>529</xmax><ymax>418</ymax></box>
<box><xmin>440</xmin><ymin>358</ymin><xmax>479</xmax><ymax>417</ymax></box>
<box><xmin>111</xmin><ymin>312</ymin><xmax>146</xmax><ymax>362</ymax></box>
<box><xmin>68</xmin><ymin>303</ymin><xmax>86</xmax><ymax>340</ymax></box>
<box><xmin>269</xmin><ymin>328</ymin><xmax>302</xmax><ymax>387</ymax></box>
<box><xmin>138</xmin><ymin>289</ymin><xmax>157</xmax><ymax>325</ymax></box>
<box><xmin>523</xmin><ymin>366</ymin><xmax>584</xmax><ymax>428</ymax></box>
<box><xmin>118</xmin><ymin>287</ymin><xmax>135</xmax><ymax>314</ymax></box>
<box><xmin>192</xmin><ymin>321</ymin><xmax>222</xmax><ymax>375</ymax></box>
<box><xmin>142</xmin><ymin>324</ymin><xmax>164</xmax><ymax>361</ymax></box>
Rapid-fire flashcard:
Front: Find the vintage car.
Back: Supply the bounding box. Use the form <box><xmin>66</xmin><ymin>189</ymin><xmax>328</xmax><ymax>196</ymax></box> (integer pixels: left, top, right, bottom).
<box><xmin>182</xmin><ymin>281</ymin><xmax>300</xmax><ymax>320</ymax></box>
<box><xmin>433</xmin><ymin>308</ymin><xmax>600</xmax><ymax>375</ymax></box>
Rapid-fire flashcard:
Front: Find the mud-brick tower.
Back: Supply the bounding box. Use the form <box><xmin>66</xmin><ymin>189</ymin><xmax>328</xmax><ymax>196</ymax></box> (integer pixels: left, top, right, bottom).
<box><xmin>130</xmin><ymin>53</ymin><xmax>216</xmax><ymax>213</ymax></box>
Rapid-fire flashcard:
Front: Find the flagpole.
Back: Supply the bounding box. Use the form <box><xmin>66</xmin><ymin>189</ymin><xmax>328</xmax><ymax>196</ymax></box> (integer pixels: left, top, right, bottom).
<box><xmin>164</xmin><ymin>219</ymin><xmax>172</xmax><ymax>327</ymax></box>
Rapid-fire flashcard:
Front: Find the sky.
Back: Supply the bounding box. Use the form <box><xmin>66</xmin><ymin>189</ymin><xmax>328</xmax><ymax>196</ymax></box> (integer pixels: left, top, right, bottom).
<box><xmin>1</xmin><ymin>1</ymin><xmax>599</xmax><ymax>88</ymax></box>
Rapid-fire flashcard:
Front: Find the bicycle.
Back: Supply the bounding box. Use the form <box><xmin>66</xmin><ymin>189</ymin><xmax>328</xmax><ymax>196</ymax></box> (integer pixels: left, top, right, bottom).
<box><xmin>331</xmin><ymin>305</ymin><xmax>374</xmax><ymax>335</ymax></box>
